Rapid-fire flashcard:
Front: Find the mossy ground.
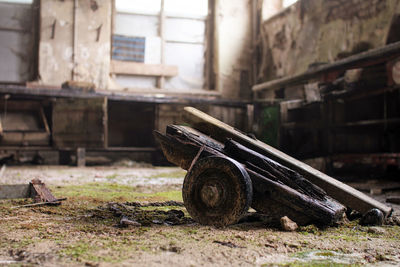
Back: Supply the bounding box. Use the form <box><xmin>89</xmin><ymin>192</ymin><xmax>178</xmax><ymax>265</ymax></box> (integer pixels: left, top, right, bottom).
<box><xmin>0</xmin><ymin>167</ymin><xmax>399</xmax><ymax>266</ymax></box>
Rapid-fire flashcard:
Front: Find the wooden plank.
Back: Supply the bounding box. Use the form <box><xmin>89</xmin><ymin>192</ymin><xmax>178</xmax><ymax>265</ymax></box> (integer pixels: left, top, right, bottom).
<box><xmin>182</xmin><ymin>106</ymin><xmax>393</xmax><ymax>217</ymax></box>
<box><xmin>110</xmin><ymin>60</ymin><xmax>178</xmax><ymax>77</ymax></box>
<box><xmin>76</xmin><ymin>147</ymin><xmax>86</xmax><ymax>167</ymax></box>
<box><xmin>52</xmin><ymin>97</ymin><xmax>107</xmax><ymax>149</ymax></box>
<box><xmin>30</xmin><ymin>179</ymin><xmax>58</xmax><ymax>202</ymax></box>
<box><xmin>0</xmin><ymin>85</ymin><xmax>249</xmax><ymax>107</ymax></box>
<box><xmin>1</xmin><ymin>132</ymin><xmax>50</xmax><ymax>146</ymax></box>
<box><xmin>0</xmin><ymin>184</ymin><xmax>30</xmax><ymax>199</ymax></box>
<box><xmin>252</xmin><ymin>41</ymin><xmax>400</xmax><ymax>93</ymax></box>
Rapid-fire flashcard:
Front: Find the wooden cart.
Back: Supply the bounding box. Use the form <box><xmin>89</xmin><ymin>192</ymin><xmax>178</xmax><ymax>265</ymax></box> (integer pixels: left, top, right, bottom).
<box><xmin>153</xmin><ymin>107</ymin><xmax>392</xmax><ymax>227</ymax></box>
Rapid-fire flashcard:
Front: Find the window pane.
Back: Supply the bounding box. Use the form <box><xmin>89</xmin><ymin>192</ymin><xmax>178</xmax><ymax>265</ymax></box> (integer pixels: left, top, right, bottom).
<box><xmin>0</xmin><ymin>0</ymin><xmax>32</xmax><ymax>3</ymax></box>
<box><xmin>115</xmin><ymin>76</ymin><xmax>157</xmax><ymax>89</ymax></box>
<box><xmin>165</xmin><ymin>18</ymin><xmax>205</xmax><ymax>43</ymax></box>
<box><xmin>115</xmin><ymin>13</ymin><xmax>159</xmax><ymax>37</ymax></box>
<box><xmin>165</xmin><ymin>43</ymin><xmax>205</xmax><ymax>90</ymax></box>
<box><xmin>283</xmin><ymin>0</ymin><xmax>298</xmax><ymax>8</ymax></box>
<box><xmin>115</xmin><ymin>0</ymin><xmax>161</xmax><ymax>15</ymax></box>
<box><xmin>165</xmin><ymin>0</ymin><xmax>208</xmax><ymax>18</ymax></box>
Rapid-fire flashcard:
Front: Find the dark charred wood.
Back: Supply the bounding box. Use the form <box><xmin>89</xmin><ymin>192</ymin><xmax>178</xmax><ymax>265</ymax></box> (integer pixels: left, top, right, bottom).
<box><xmin>182</xmin><ymin>107</ymin><xmax>392</xmax><ymax>217</ymax></box>
<box><xmin>248</xmin><ymin>169</ymin><xmax>345</xmax><ymax>225</ymax></box>
<box><xmin>166</xmin><ymin>125</ymin><xmax>225</xmax><ymax>153</ymax></box>
<box><xmin>154</xmin><ymin>125</ymin><xmax>346</xmax><ymax>225</ymax></box>
<box><xmin>224</xmin><ymin>139</ymin><xmax>327</xmax><ymax>201</ymax></box>
<box><xmin>153</xmin><ymin>126</ymin><xmax>225</xmax><ymax>170</ymax></box>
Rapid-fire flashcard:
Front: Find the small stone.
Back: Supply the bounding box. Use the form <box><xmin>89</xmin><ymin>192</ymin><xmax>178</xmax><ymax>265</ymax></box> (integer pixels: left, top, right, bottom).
<box><xmin>385</xmin><ymin>216</ymin><xmax>400</xmax><ymax>226</ymax></box>
<box><xmin>367</xmin><ymin>227</ymin><xmax>386</xmax><ymax>235</ymax></box>
<box><xmin>280</xmin><ymin>216</ymin><xmax>298</xmax><ymax>231</ymax></box>
<box><xmin>120</xmin><ymin>216</ymin><xmax>141</xmax><ymax>227</ymax></box>
<box><xmin>360</xmin><ymin>208</ymin><xmax>384</xmax><ymax>226</ymax></box>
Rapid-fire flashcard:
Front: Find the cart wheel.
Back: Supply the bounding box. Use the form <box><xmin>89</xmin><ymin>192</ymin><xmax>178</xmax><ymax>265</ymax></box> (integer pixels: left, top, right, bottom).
<box><xmin>183</xmin><ymin>156</ymin><xmax>252</xmax><ymax>227</ymax></box>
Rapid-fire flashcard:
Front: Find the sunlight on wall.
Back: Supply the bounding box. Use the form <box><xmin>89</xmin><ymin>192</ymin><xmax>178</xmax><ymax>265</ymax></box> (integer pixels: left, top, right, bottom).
<box><xmin>283</xmin><ymin>0</ymin><xmax>298</xmax><ymax>8</ymax></box>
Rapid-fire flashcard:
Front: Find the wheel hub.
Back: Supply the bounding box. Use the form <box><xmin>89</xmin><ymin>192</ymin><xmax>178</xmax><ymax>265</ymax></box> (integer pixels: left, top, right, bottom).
<box><xmin>200</xmin><ymin>183</ymin><xmax>221</xmax><ymax>207</ymax></box>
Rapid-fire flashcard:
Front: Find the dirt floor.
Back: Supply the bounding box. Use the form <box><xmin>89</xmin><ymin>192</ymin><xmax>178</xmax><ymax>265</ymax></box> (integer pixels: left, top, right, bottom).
<box><xmin>1</xmin><ymin>165</ymin><xmax>400</xmax><ymax>266</ymax></box>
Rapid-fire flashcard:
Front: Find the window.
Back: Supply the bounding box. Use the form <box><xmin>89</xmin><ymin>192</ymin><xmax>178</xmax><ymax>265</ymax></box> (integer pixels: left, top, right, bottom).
<box><xmin>113</xmin><ymin>0</ymin><xmax>209</xmax><ymax>90</ymax></box>
<box><xmin>0</xmin><ymin>0</ymin><xmax>34</xmax><ymax>82</ymax></box>
<box><xmin>283</xmin><ymin>0</ymin><xmax>298</xmax><ymax>8</ymax></box>
<box><xmin>0</xmin><ymin>0</ymin><xmax>32</xmax><ymax>3</ymax></box>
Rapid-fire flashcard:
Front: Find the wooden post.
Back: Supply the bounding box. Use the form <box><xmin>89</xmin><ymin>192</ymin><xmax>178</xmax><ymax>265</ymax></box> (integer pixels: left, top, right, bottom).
<box><xmin>76</xmin><ymin>147</ymin><xmax>86</xmax><ymax>167</ymax></box>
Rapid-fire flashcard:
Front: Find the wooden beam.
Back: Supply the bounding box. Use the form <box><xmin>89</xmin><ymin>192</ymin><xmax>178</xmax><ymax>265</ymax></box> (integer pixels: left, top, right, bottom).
<box><xmin>110</xmin><ymin>60</ymin><xmax>178</xmax><ymax>77</ymax></box>
<box><xmin>252</xmin><ymin>41</ymin><xmax>400</xmax><ymax>93</ymax></box>
<box><xmin>182</xmin><ymin>106</ymin><xmax>393</xmax><ymax>217</ymax></box>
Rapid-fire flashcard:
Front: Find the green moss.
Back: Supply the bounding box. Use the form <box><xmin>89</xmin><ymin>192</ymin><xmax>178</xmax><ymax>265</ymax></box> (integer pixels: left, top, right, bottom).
<box><xmin>106</xmin><ymin>174</ymin><xmax>119</xmax><ymax>180</ymax></box>
<box><xmin>59</xmin><ymin>237</ymin><xmax>147</xmax><ymax>263</ymax></box>
<box><xmin>50</xmin><ymin>183</ymin><xmax>182</xmax><ymax>203</ymax></box>
<box><xmin>7</xmin><ymin>238</ymin><xmax>35</xmax><ymax>249</ymax></box>
<box><xmin>147</xmin><ymin>169</ymin><xmax>186</xmax><ymax>179</ymax></box>
<box><xmin>276</xmin><ymin>261</ymin><xmax>361</xmax><ymax>267</ymax></box>
<box><xmin>61</xmin><ymin>241</ymin><xmax>91</xmax><ymax>259</ymax></box>
<box><xmin>287</xmin><ymin>250</ymin><xmax>364</xmax><ymax>267</ymax></box>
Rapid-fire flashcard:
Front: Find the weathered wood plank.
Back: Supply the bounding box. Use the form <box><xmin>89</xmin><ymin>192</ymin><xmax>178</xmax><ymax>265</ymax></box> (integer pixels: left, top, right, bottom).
<box><xmin>0</xmin><ymin>184</ymin><xmax>30</xmax><ymax>199</ymax></box>
<box><xmin>182</xmin><ymin>106</ymin><xmax>393</xmax><ymax>217</ymax></box>
<box><xmin>110</xmin><ymin>60</ymin><xmax>178</xmax><ymax>77</ymax></box>
<box><xmin>225</xmin><ymin>139</ymin><xmax>326</xmax><ymax>200</ymax></box>
<box><xmin>52</xmin><ymin>97</ymin><xmax>108</xmax><ymax>148</ymax></box>
<box><xmin>247</xmin><ymin>169</ymin><xmax>345</xmax><ymax>225</ymax></box>
<box><xmin>30</xmin><ymin>179</ymin><xmax>58</xmax><ymax>203</ymax></box>
<box><xmin>252</xmin><ymin>41</ymin><xmax>400</xmax><ymax>93</ymax></box>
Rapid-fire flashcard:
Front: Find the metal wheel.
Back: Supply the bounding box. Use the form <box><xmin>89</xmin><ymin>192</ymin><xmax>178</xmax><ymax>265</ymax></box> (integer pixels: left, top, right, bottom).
<box><xmin>182</xmin><ymin>156</ymin><xmax>252</xmax><ymax>227</ymax></box>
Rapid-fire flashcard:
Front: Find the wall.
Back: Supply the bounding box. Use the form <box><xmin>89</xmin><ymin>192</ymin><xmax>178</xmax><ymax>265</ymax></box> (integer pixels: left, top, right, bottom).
<box><xmin>36</xmin><ymin>0</ymin><xmax>254</xmax><ymax>100</ymax></box>
<box><xmin>262</xmin><ymin>0</ymin><xmax>282</xmax><ymax>20</ymax></box>
<box><xmin>258</xmin><ymin>0</ymin><xmax>400</xmax><ymax>83</ymax></box>
<box><xmin>38</xmin><ymin>0</ymin><xmax>111</xmax><ymax>89</ymax></box>
<box><xmin>214</xmin><ymin>0</ymin><xmax>253</xmax><ymax>99</ymax></box>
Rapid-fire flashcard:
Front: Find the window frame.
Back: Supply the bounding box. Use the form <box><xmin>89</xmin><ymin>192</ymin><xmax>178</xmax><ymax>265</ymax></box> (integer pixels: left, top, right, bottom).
<box><xmin>111</xmin><ymin>0</ymin><xmax>215</xmax><ymax>90</ymax></box>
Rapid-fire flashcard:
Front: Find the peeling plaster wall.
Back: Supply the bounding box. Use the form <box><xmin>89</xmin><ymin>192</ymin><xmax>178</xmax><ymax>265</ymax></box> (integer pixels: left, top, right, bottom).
<box><xmin>258</xmin><ymin>0</ymin><xmax>400</xmax><ymax>82</ymax></box>
<box><xmin>215</xmin><ymin>0</ymin><xmax>252</xmax><ymax>99</ymax></box>
<box><xmin>38</xmin><ymin>0</ymin><xmax>111</xmax><ymax>89</ymax></box>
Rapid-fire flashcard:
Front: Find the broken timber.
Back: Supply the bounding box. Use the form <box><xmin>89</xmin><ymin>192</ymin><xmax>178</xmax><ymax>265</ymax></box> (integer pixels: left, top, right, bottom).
<box><xmin>154</xmin><ymin>125</ymin><xmax>346</xmax><ymax>226</ymax></box>
<box><xmin>182</xmin><ymin>106</ymin><xmax>393</xmax><ymax>217</ymax></box>
<box><xmin>0</xmin><ymin>179</ymin><xmax>64</xmax><ymax>205</ymax></box>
